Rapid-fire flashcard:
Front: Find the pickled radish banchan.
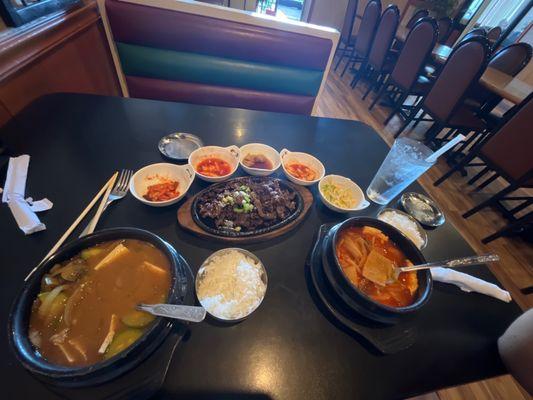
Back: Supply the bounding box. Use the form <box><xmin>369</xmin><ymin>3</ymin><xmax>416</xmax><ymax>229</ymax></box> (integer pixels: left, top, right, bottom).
<box><xmin>28</xmin><ymin>239</ymin><xmax>171</xmax><ymax>366</ymax></box>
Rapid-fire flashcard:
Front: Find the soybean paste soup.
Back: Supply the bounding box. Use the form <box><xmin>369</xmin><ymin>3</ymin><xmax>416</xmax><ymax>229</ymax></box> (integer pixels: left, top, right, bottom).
<box><xmin>28</xmin><ymin>239</ymin><xmax>171</xmax><ymax>367</ymax></box>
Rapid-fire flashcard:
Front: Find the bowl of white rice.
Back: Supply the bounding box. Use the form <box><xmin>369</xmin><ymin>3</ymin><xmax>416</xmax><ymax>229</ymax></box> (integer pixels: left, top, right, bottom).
<box><xmin>195</xmin><ymin>248</ymin><xmax>268</xmax><ymax>322</ymax></box>
<box><xmin>377</xmin><ymin>208</ymin><xmax>428</xmax><ymax>250</ymax></box>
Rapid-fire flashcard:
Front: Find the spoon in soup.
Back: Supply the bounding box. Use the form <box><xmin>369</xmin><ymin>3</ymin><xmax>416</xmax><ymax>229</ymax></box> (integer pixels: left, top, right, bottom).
<box><xmin>363</xmin><ymin>254</ymin><xmax>500</xmax><ymax>286</ymax></box>
<box><xmin>137</xmin><ymin>304</ymin><xmax>206</xmax><ymax>323</ymax></box>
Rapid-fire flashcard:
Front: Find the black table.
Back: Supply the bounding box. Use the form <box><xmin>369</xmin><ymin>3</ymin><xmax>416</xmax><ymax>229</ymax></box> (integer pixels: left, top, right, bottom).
<box><xmin>0</xmin><ymin>94</ymin><xmax>521</xmax><ymax>399</ymax></box>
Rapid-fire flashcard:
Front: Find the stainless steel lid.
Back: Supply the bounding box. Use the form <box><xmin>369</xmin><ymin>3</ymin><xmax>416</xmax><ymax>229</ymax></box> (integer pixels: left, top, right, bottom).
<box><xmin>400</xmin><ymin>192</ymin><xmax>445</xmax><ymax>227</ymax></box>
<box><xmin>158</xmin><ymin>132</ymin><xmax>203</xmax><ymax>161</ymax></box>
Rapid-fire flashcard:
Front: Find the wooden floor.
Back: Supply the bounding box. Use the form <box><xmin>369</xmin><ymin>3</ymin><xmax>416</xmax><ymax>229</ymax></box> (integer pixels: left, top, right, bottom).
<box><xmin>314</xmin><ymin>69</ymin><xmax>532</xmax><ymax>400</ymax></box>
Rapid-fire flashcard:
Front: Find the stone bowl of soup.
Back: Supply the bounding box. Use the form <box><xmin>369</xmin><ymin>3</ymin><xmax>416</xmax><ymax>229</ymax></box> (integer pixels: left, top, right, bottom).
<box><xmin>322</xmin><ymin>217</ymin><xmax>432</xmax><ymax>323</ymax></box>
<box><xmin>8</xmin><ymin>228</ymin><xmax>191</xmax><ymax>390</ymax></box>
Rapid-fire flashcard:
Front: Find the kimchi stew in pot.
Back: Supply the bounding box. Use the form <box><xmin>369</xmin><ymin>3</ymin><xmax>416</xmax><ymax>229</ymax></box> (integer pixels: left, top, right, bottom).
<box><xmin>335</xmin><ymin>226</ymin><xmax>418</xmax><ymax>307</ymax></box>
<box><xmin>28</xmin><ymin>239</ymin><xmax>171</xmax><ymax>367</ymax></box>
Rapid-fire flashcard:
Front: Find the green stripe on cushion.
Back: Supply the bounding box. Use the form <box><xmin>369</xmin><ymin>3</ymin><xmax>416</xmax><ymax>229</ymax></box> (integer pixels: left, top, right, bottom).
<box><xmin>116</xmin><ymin>42</ymin><xmax>323</xmax><ymax>97</ymax></box>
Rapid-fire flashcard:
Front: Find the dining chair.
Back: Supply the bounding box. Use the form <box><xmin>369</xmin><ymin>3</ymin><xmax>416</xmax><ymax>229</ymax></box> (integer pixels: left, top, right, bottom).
<box><xmin>368</xmin><ymin>17</ymin><xmax>438</xmax><ymax>125</ymax></box>
<box><xmin>394</xmin><ymin>36</ymin><xmax>491</xmax><ymax>143</ymax></box>
<box><xmin>487</xmin><ymin>26</ymin><xmax>502</xmax><ymax>45</ymax></box>
<box><xmin>351</xmin><ymin>5</ymin><xmax>400</xmax><ymax>97</ymax></box>
<box><xmin>436</xmin><ymin>17</ymin><xmax>452</xmax><ymax>44</ymax></box>
<box><xmin>100</xmin><ymin>0</ymin><xmax>338</xmax><ymax>115</ymax></box>
<box><xmin>434</xmin><ymin>93</ymin><xmax>533</xmax><ymax>227</ymax></box>
<box><xmin>340</xmin><ymin>0</ymin><xmax>382</xmax><ymax>77</ymax></box>
<box><xmin>334</xmin><ymin>0</ymin><xmax>359</xmax><ymax>71</ymax></box>
<box><xmin>465</xmin><ymin>42</ymin><xmax>532</xmax><ymax>115</ymax></box>
<box><xmin>406</xmin><ymin>8</ymin><xmax>428</xmax><ymax>29</ymax></box>
<box><xmin>461</xmin><ymin>27</ymin><xmax>487</xmax><ymax>42</ymax></box>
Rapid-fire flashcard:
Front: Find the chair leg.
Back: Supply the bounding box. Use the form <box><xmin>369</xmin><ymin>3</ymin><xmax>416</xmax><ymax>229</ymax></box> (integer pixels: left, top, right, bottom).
<box><xmin>411</xmin><ymin>111</ymin><xmax>426</xmax><ymax>129</ymax></box>
<box><xmin>481</xmin><ymin>214</ymin><xmax>532</xmax><ymax>244</ymax></box>
<box><xmin>341</xmin><ymin>53</ymin><xmax>355</xmax><ymax>77</ymax></box>
<box><xmin>424</xmin><ymin>123</ymin><xmax>444</xmax><ymax>144</ymax></box>
<box><xmin>334</xmin><ymin>53</ymin><xmax>344</xmax><ymax>71</ymax></box>
<box><xmin>369</xmin><ymin>82</ymin><xmax>390</xmax><ymax>110</ymax></box>
<box><xmin>475</xmin><ymin>173</ymin><xmax>498</xmax><ymax>191</ymax></box>
<box><xmin>394</xmin><ymin>107</ymin><xmax>417</xmax><ymax>138</ymax></box>
<box><xmin>434</xmin><ymin>149</ymin><xmax>477</xmax><ymax>186</ymax></box>
<box><xmin>362</xmin><ymin>71</ymin><xmax>376</xmax><ymax>100</ymax></box>
<box><xmin>467</xmin><ymin>166</ymin><xmax>490</xmax><ymax>185</ymax></box>
<box><xmin>351</xmin><ymin>63</ymin><xmax>368</xmax><ymax>88</ymax></box>
<box><xmin>384</xmin><ymin>91</ymin><xmax>408</xmax><ymax>125</ymax></box>
<box><xmin>464</xmin><ymin>181</ymin><xmax>519</xmax><ymax>218</ymax></box>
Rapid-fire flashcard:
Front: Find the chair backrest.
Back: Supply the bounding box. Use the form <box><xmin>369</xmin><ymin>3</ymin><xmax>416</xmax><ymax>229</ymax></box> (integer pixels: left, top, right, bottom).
<box><xmin>340</xmin><ymin>0</ymin><xmax>359</xmax><ymax>45</ymax></box>
<box><xmin>354</xmin><ymin>0</ymin><xmax>382</xmax><ymax>57</ymax></box>
<box><xmin>367</xmin><ymin>5</ymin><xmax>400</xmax><ymax>70</ymax></box>
<box><xmin>406</xmin><ymin>8</ymin><xmax>428</xmax><ymax>29</ymax></box>
<box><xmin>489</xmin><ymin>42</ymin><xmax>532</xmax><ymax>77</ymax></box>
<box><xmin>423</xmin><ymin>36</ymin><xmax>490</xmax><ymax>122</ymax></box>
<box><xmin>437</xmin><ymin>17</ymin><xmax>452</xmax><ymax>44</ymax></box>
<box><xmin>461</xmin><ymin>27</ymin><xmax>487</xmax><ymax>43</ymax></box>
<box><xmin>391</xmin><ymin>17</ymin><xmax>438</xmax><ymax>90</ymax></box>
<box><xmin>487</xmin><ymin>26</ymin><xmax>502</xmax><ymax>42</ymax></box>
<box><xmin>100</xmin><ymin>0</ymin><xmax>338</xmax><ymax>115</ymax></box>
<box><xmin>480</xmin><ymin>92</ymin><xmax>533</xmax><ymax>181</ymax></box>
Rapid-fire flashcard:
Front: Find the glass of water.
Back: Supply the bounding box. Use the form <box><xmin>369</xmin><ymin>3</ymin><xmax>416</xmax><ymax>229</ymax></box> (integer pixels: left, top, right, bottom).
<box><xmin>367</xmin><ymin>137</ymin><xmax>435</xmax><ymax>205</ymax></box>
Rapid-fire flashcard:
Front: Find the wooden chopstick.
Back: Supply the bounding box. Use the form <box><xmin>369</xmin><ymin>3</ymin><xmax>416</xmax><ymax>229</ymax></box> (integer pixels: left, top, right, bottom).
<box><xmin>25</xmin><ymin>172</ymin><xmax>118</xmax><ymax>281</ymax></box>
<box><xmin>86</xmin><ymin>172</ymin><xmax>118</xmax><ymax>235</ymax></box>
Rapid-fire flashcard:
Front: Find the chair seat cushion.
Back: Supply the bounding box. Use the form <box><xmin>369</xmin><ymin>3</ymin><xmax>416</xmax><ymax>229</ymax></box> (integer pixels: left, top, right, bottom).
<box><xmin>447</xmin><ymin>106</ymin><xmax>487</xmax><ymax>130</ymax></box>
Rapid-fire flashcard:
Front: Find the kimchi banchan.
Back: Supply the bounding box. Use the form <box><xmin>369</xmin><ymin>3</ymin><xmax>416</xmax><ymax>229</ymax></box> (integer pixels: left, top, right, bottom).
<box><xmin>335</xmin><ymin>226</ymin><xmax>418</xmax><ymax>307</ymax></box>
<box><xmin>28</xmin><ymin>239</ymin><xmax>171</xmax><ymax>367</ymax></box>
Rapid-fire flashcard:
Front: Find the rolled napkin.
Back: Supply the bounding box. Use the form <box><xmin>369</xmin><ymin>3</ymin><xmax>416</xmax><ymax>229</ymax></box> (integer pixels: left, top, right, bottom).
<box><xmin>431</xmin><ymin>267</ymin><xmax>512</xmax><ymax>303</ymax></box>
<box><xmin>2</xmin><ymin>154</ymin><xmax>52</xmax><ymax>234</ymax></box>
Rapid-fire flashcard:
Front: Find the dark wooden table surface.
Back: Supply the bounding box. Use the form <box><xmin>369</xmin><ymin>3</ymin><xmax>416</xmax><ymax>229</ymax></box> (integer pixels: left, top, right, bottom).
<box><xmin>0</xmin><ymin>94</ymin><xmax>521</xmax><ymax>400</ymax></box>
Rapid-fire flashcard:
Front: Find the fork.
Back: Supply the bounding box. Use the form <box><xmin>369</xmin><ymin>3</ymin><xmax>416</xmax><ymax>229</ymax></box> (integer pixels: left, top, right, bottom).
<box><xmin>79</xmin><ymin>169</ymin><xmax>133</xmax><ymax>237</ymax></box>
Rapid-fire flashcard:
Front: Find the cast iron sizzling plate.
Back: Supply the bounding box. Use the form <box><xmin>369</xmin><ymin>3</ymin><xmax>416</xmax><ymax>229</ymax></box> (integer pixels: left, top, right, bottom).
<box><xmin>192</xmin><ymin>176</ymin><xmax>304</xmax><ymax>237</ymax></box>
<box><xmin>307</xmin><ymin>224</ymin><xmax>418</xmax><ymax>354</ymax></box>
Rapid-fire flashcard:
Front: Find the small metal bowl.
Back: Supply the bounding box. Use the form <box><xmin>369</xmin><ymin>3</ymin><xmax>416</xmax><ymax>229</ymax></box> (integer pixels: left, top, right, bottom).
<box><xmin>400</xmin><ymin>192</ymin><xmax>445</xmax><ymax>227</ymax></box>
<box><xmin>377</xmin><ymin>208</ymin><xmax>428</xmax><ymax>250</ymax></box>
<box><xmin>195</xmin><ymin>248</ymin><xmax>268</xmax><ymax>322</ymax></box>
<box><xmin>158</xmin><ymin>132</ymin><xmax>203</xmax><ymax>161</ymax></box>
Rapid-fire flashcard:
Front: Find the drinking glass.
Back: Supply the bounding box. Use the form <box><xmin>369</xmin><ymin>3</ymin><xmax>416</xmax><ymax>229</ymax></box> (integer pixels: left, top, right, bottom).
<box><xmin>367</xmin><ymin>137</ymin><xmax>435</xmax><ymax>205</ymax></box>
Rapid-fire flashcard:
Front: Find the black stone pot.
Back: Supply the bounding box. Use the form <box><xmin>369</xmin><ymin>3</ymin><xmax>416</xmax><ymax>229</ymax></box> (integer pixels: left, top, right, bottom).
<box><xmin>8</xmin><ymin>228</ymin><xmax>193</xmax><ymax>396</ymax></box>
<box><xmin>322</xmin><ymin>217</ymin><xmax>432</xmax><ymax>324</ymax></box>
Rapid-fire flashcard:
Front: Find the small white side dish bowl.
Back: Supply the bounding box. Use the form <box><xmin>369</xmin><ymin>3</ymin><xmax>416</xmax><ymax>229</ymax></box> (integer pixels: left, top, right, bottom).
<box><xmin>280</xmin><ymin>148</ymin><xmax>325</xmax><ymax>186</ymax></box>
<box><xmin>130</xmin><ymin>163</ymin><xmax>195</xmax><ymax>207</ymax></box>
<box><xmin>239</xmin><ymin>143</ymin><xmax>281</xmax><ymax>176</ymax></box>
<box><xmin>318</xmin><ymin>175</ymin><xmax>370</xmax><ymax>213</ymax></box>
<box><xmin>188</xmin><ymin>145</ymin><xmax>240</xmax><ymax>182</ymax></box>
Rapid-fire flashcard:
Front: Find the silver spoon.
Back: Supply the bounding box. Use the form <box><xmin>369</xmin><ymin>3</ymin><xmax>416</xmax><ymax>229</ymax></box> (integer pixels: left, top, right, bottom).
<box><xmin>381</xmin><ymin>254</ymin><xmax>500</xmax><ymax>285</ymax></box>
<box><xmin>137</xmin><ymin>304</ymin><xmax>206</xmax><ymax>323</ymax></box>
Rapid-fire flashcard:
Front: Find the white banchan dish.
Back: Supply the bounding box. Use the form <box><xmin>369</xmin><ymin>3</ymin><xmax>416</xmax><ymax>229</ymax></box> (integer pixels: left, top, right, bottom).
<box><xmin>188</xmin><ymin>145</ymin><xmax>240</xmax><ymax>182</ymax></box>
<box><xmin>280</xmin><ymin>148</ymin><xmax>325</xmax><ymax>186</ymax></box>
<box><xmin>130</xmin><ymin>163</ymin><xmax>195</xmax><ymax>207</ymax></box>
<box><xmin>318</xmin><ymin>175</ymin><xmax>370</xmax><ymax>213</ymax></box>
<box><xmin>239</xmin><ymin>143</ymin><xmax>281</xmax><ymax>176</ymax></box>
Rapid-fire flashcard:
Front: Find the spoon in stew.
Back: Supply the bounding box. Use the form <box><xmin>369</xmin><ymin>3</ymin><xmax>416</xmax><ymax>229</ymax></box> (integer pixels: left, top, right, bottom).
<box><xmin>365</xmin><ymin>254</ymin><xmax>500</xmax><ymax>286</ymax></box>
<box><xmin>137</xmin><ymin>304</ymin><xmax>206</xmax><ymax>323</ymax></box>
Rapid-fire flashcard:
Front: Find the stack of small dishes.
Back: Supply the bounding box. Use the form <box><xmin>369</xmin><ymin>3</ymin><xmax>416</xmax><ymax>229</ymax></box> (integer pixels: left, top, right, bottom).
<box><xmin>280</xmin><ymin>148</ymin><xmax>325</xmax><ymax>186</ymax></box>
<box><xmin>130</xmin><ymin>163</ymin><xmax>195</xmax><ymax>207</ymax></box>
<box><xmin>188</xmin><ymin>145</ymin><xmax>240</xmax><ymax>182</ymax></box>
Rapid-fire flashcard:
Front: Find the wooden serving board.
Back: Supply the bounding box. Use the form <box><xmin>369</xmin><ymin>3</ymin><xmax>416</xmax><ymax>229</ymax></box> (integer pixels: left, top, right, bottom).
<box><xmin>177</xmin><ymin>184</ymin><xmax>313</xmax><ymax>243</ymax></box>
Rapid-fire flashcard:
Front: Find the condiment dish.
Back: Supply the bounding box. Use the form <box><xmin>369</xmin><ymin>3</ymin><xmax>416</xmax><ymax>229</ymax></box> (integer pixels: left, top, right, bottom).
<box><xmin>239</xmin><ymin>143</ymin><xmax>281</xmax><ymax>176</ymax></box>
<box><xmin>188</xmin><ymin>145</ymin><xmax>240</xmax><ymax>182</ymax></box>
<box><xmin>318</xmin><ymin>175</ymin><xmax>370</xmax><ymax>213</ymax></box>
<box><xmin>280</xmin><ymin>148</ymin><xmax>325</xmax><ymax>186</ymax></box>
<box><xmin>130</xmin><ymin>163</ymin><xmax>195</xmax><ymax>207</ymax></box>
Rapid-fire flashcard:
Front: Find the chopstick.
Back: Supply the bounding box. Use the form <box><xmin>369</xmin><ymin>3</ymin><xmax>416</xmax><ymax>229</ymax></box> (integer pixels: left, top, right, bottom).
<box><xmin>85</xmin><ymin>172</ymin><xmax>118</xmax><ymax>235</ymax></box>
<box><xmin>24</xmin><ymin>172</ymin><xmax>118</xmax><ymax>281</ymax></box>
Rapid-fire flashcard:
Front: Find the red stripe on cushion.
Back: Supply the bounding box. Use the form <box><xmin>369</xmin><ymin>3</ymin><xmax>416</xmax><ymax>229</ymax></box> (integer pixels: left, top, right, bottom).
<box><xmin>126</xmin><ymin>76</ymin><xmax>315</xmax><ymax>115</ymax></box>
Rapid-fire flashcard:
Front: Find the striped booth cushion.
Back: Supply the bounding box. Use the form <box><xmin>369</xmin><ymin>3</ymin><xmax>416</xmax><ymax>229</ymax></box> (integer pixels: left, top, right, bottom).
<box><xmin>101</xmin><ymin>0</ymin><xmax>339</xmax><ymax>115</ymax></box>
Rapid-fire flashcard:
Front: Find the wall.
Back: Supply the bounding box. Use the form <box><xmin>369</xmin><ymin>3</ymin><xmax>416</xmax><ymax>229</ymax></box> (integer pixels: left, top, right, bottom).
<box><xmin>308</xmin><ymin>0</ymin><xmax>349</xmax><ymax>30</ymax></box>
<box><xmin>0</xmin><ymin>1</ymin><xmax>120</xmax><ymax>128</ymax></box>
